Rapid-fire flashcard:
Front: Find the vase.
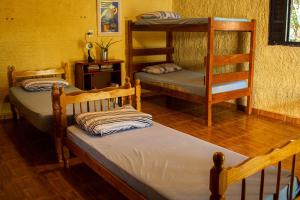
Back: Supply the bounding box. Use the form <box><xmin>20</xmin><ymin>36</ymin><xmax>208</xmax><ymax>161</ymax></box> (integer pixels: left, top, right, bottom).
<box><xmin>100</xmin><ymin>48</ymin><xmax>108</xmax><ymax>61</ymax></box>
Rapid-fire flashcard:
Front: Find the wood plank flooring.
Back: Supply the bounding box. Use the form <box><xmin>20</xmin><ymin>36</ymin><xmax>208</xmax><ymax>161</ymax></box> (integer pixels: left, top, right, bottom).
<box><xmin>0</xmin><ymin>96</ymin><xmax>300</xmax><ymax>199</ymax></box>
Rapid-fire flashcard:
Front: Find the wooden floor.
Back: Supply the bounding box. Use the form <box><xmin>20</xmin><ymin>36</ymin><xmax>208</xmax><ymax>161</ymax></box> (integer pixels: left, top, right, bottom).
<box><xmin>1</xmin><ymin>96</ymin><xmax>300</xmax><ymax>199</ymax></box>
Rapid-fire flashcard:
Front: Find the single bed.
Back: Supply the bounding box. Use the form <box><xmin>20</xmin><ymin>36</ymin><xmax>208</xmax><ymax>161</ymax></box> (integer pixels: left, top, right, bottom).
<box><xmin>53</xmin><ymin>79</ymin><xmax>300</xmax><ymax>200</ymax></box>
<box><xmin>9</xmin><ymin>85</ymin><xmax>79</xmax><ymax>134</ymax></box>
<box><xmin>126</xmin><ymin>17</ymin><xmax>256</xmax><ymax>126</ymax></box>
<box><xmin>67</xmin><ymin>122</ymin><xmax>300</xmax><ymax>200</ymax></box>
<box><xmin>7</xmin><ymin>64</ymin><xmax>82</xmax><ymax>162</ymax></box>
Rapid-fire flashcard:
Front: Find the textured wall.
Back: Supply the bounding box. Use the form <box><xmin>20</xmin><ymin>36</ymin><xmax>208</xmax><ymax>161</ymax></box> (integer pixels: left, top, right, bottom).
<box><xmin>173</xmin><ymin>0</ymin><xmax>300</xmax><ymax>118</ymax></box>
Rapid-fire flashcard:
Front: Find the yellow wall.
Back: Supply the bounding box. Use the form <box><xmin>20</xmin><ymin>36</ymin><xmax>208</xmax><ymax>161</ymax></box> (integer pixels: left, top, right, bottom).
<box><xmin>173</xmin><ymin>0</ymin><xmax>300</xmax><ymax>118</ymax></box>
<box><xmin>0</xmin><ymin>0</ymin><xmax>172</xmax><ymax>115</ymax></box>
<box><xmin>0</xmin><ymin>0</ymin><xmax>172</xmax><ymax>88</ymax></box>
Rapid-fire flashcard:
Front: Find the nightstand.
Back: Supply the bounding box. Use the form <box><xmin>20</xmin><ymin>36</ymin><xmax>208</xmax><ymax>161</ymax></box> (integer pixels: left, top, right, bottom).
<box><xmin>75</xmin><ymin>60</ymin><xmax>123</xmax><ymax>90</ymax></box>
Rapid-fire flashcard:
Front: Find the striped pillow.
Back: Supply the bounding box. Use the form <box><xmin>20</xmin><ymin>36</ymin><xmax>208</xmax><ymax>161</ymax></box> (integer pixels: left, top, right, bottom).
<box><xmin>22</xmin><ymin>78</ymin><xmax>69</xmax><ymax>92</ymax></box>
<box><xmin>75</xmin><ymin>105</ymin><xmax>152</xmax><ymax>136</ymax></box>
<box><xmin>142</xmin><ymin>63</ymin><xmax>182</xmax><ymax>74</ymax></box>
<box><xmin>137</xmin><ymin>11</ymin><xmax>181</xmax><ymax>20</ymax></box>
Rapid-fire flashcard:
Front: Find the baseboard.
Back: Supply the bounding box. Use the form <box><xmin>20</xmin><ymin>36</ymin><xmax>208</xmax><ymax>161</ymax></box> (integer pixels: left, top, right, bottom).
<box><xmin>234</xmin><ymin>103</ymin><xmax>300</xmax><ymax>126</ymax></box>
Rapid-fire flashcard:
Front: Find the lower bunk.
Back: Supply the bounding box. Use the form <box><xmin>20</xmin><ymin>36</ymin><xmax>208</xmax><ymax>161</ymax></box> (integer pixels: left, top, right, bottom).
<box><xmin>54</xmin><ymin>79</ymin><xmax>300</xmax><ymax>200</ymax></box>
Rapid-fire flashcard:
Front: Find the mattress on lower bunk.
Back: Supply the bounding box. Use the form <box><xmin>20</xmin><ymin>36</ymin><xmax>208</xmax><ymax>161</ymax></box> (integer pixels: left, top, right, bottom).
<box><xmin>9</xmin><ymin>86</ymin><xmax>80</xmax><ymax>134</ymax></box>
<box><xmin>135</xmin><ymin>70</ymin><xmax>248</xmax><ymax>96</ymax></box>
<box><xmin>67</xmin><ymin>122</ymin><xmax>300</xmax><ymax>200</ymax></box>
<box><xmin>135</xmin><ymin>17</ymin><xmax>250</xmax><ymax>25</ymax></box>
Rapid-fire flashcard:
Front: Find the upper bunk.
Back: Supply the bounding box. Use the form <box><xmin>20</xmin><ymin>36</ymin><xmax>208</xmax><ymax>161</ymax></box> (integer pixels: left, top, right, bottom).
<box><xmin>128</xmin><ymin>17</ymin><xmax>256</xmax><ymax>32</ymax></box>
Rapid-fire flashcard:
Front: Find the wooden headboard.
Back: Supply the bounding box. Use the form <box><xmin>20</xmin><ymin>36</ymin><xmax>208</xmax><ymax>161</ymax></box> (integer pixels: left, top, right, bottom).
<box><xmin>7</xmin><ymin>63</ymin><xmax>69</xmax><ymax>87</ymax></box>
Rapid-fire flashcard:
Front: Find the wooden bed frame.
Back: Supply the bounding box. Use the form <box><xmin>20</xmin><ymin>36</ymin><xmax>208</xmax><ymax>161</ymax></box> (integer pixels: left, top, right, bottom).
<box><xmin>53</xmin><ymin>79</ymin><xmax>299</xmax><ymax>200</ymax></box>
<box><xmin>126</xmin><ymin>17</ymin><xmax>256</xmax><ymax>126</ymax></box>
<box><xmin>7</xmin><ymin>63</ymin><xmax>69</xmax><ymax>162</ymax></box>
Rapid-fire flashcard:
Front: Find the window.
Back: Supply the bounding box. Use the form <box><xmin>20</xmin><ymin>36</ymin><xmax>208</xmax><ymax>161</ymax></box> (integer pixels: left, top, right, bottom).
<box><xmin>269</xmin><ymin>0</ymin><xmax>300</xmax><ymax>45</ymax></box>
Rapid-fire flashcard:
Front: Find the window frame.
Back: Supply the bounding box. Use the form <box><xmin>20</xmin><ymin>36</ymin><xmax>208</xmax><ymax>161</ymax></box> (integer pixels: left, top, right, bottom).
<box><xmin>269</xmin><ymin>0</ymin><xmax>300</xmax><ymax>46</ymax></box>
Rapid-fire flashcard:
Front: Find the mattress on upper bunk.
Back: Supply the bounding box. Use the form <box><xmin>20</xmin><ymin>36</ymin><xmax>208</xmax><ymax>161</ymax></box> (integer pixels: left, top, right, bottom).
<box><xmin>67</xmin><ymin>122</ymin><xmax>300</xmax><ymax>200</ymax></box>
<box><xmin>9</xmin><ymin>86</ymin><xmax>80</xmax><ymax>134</ymax></box>
<box><xmin>135</xmin><ymin>70</ymin><xmax>248</xmax><ymax>96</ymax></box>
<box><xmin>134</xmin><ymin>17</ymin><xmax>250</xmax><ymax>25</ymax></box>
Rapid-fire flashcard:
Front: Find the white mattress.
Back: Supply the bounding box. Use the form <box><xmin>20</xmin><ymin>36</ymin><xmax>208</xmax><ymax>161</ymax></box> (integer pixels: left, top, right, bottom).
<box><xmin>135</xmin><ymin>17</ymin><xmax>251</xmax><ymax>25</ymax></box>
<box><xmin>67</xmin><ymin>122</ymin><xmax>299</xmax><ymax>200</ymax></box>
<box><xmin>135</xmin><ymin>70</ymin><xmax>248</xmax><ymax>96</ymax></box>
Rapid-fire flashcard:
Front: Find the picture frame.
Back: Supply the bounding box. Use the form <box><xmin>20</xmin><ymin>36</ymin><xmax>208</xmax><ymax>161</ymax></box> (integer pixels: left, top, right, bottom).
<box><xmin>97</xmin><ymin>0</ymin><xmax>121</xmax><ymax>36</ymax></box>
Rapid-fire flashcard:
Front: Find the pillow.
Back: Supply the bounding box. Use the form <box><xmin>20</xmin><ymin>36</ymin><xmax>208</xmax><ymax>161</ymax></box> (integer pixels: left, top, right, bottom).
<box><xmin>142</xmin><ymin>63</ymin><xmax>182</xmax><ymax>74</ymax></box>
<box><xmin>22</xmin><ymin>77</ymin><xmax>69</xmax><ymax>92</ymax></box>
<box><xmin>75</xmin><ymin>105</ymin><xmax>152</xmax><ymax>136</ymax></box>
<box><xmin>137</xmin><ymin>11</ymin><xmax>181</xmax><ymax>20</ymax></box>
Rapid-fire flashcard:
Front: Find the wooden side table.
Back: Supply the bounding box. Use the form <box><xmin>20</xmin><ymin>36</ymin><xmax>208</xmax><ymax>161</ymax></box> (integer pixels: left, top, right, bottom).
<box><xmin>75</xmin><ymin>59</ymin><xmax>123</xmax><ymax>90</ymax></box>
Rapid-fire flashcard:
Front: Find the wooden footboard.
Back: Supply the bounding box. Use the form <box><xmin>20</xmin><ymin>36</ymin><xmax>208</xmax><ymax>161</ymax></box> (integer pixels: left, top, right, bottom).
<box><xmin>210</xmin><ymin>140</ymin><xmax>300</xmax><ymax>200</ymax></box>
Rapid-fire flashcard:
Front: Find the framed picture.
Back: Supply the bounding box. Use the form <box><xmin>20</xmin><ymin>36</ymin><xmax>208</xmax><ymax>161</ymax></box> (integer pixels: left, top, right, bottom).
<box><xmin>97</xmin><ymin>0</ymin><xmax>121</xmax><ymax>35</ymax></box>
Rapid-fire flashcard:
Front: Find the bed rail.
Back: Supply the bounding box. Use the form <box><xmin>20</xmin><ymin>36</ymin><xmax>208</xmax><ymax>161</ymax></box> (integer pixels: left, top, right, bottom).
<box><xmin>7</xmin><ymin>63</ymin><xmax>69</xmax><ymax>87</ymax></box>
<box><xmin>210</xmin><ymin>139</ymin><xmax>300</xmax><ymax>200</ymax></box>
<box><xmin>52</xmin><ymin>77</ymin><xmax>141</xmax><ymax>163</ymax></box>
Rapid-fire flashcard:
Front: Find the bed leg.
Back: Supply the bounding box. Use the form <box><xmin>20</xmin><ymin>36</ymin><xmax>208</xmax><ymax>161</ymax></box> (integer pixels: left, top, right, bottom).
<box><xmin>63</xmin><ymin>146</ymin><xmax>70</xmax><ymax>169</ymax></box>
<box><xmin>206</xmin><ymin>102</ymin><xmax>212</xmax><ymax>126</ymax></box>
<box><xmin>246</xmin><ymin>95</ymin><xmax>252</xmax><ymax>115</ymax></box>
<box><xmin>10</xmin><ymin>104</ymin><xmax>18</xmax><ymax>121</ymax></box>
<box><xmin>55</xmin><ymin>137</ymin><xmax>63</xmax><ymax>163</ymax></box>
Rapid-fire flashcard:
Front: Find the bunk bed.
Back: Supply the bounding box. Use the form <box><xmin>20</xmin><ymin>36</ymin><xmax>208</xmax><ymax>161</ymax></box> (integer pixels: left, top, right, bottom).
<box><xmin>53</xmin><ymin>80</ymin><xmax>300</xmax><ymax>200</ymax></box>
<box><xmin>8</xmin><ymin>64</ymin><xmax>80</xmax><ymax>162</ymax></box>
<box><xmin>126</xmin><ymin>17</ymin><xmax>256</xmax><ymax>126</ymax></box>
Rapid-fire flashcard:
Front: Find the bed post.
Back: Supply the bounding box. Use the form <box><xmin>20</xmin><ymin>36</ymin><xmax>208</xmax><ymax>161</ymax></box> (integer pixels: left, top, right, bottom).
<box><xmin>135</xmin><ymin>79</ymin><xmax>141</xmax><ymax>112</ymax></box>
<box><xmin>210</xmin><ymin>152</ymin><xmax>226</xmax><ymax>200</ymax></box>
<box><xmin>62</xmin><ymin>62</ymin><xmax>69</xmax><ymax>83</ymax></box>
<box><xmin>166</xmin><ymin>31</ymin><xmax>173</xmax><ymax>62</ymax></box>
<box><xmin>206</xmin><ymin>18</ymin><xmax>214</xmax><ymax>126</ymax></box>
<box><xmin>8</xmin><ymin>66</ymin><xmax>19</xmax><ymax>121</ymax></box>
<box><xmin>126</xmin><ymin>20</ymin><xmax>134</xmax><ymax>81</ymax></box>
<box><xmin>124</xmin><ymin>77</ymin><xmax>133</xmax><ymax>106</ymax></box>
<box><xmin>246</xmin><ymin>19</ymin><xmax>256</xmax><ymax>115</ymax></box>
<box><xmin>52</xmin><ymin>83</ymin><xmax>63</xmax><ymax>163</ymax></box>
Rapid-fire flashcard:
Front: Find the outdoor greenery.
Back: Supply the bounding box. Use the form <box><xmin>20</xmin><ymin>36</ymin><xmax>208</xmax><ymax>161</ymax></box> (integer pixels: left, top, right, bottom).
<box><xmin>289</xmin><ymin>0</ymin><xmax>300</xmax><ymax>42</ymax></box>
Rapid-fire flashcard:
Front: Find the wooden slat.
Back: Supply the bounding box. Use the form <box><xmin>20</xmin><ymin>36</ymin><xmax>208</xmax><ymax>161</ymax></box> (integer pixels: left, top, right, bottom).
<box><xmin>80</xmin><ymin>103</ymin><xmax>83</xmax><ymax>113</ymax></box>
<box><xmin>94</xmin><ymin>100</ymin><xmax>98</xmax><ymax>112</ymax></box>
<box><xmin>214</xmin><ymin>54</ymin><xmax>251</xmax><ymax>66</ymax></box>
<box><xmin>214</xmin><ymin>21</ymin><xmax>255</xmax><ymax>31</ymax></box>
<box><xmin>212</xmin><ymin>71</ymin><xmax>249</xmax><ymax>84</ymax></box>
<box><xmin>212</xmin><ymin>88</ymin><xmax>250</xmax><ymax>104</ymax></box>
<box><xmin>259</xmin><ymin>169</ymin><xmax>265</xmax><ymax>200</ymax></box>
<box><xmin>241</xmin><ymin>178</ymin><xmax>246</xmax><ymax>200</ymax></box>
<box><xmin>100</xmin><ymin>100</ymin><xmax>104</xmax><ymax>111</ymax></box>
<box><xmin>108</xmin><ymin>99</ymin><xmax>111</xmax><ymax>110</ymax></box>
<box><xmin>87</xmin><ymin>101</ymin><xmax>90</xmax><ymax>112</ymax></box>
<box><xmin>289</xmin><ymin>155</ymin><xmax>296</xmax><ymax>200</ymax></box>
<box><xmin>72</xmin><ymin>104</ymin><xmax>76</xmax><ymax>116</ymax></box>
<box><xmin>132</xmin><ymin>48</ymin><xmax>174</xmax><ymax>56</ymax></box>
<box><xmin>274</xmin><ymin>161</ymin><xmax>282</xmax><ymax>200</ymax></box>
